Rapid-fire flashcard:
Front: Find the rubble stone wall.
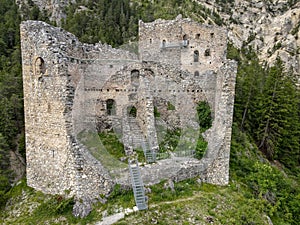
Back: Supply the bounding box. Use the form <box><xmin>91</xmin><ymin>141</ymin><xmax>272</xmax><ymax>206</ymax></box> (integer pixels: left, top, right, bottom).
<box><xmin>21</xmin><ymin>17</ymin><xmax>237</xmax><ymax>206</ymax></box>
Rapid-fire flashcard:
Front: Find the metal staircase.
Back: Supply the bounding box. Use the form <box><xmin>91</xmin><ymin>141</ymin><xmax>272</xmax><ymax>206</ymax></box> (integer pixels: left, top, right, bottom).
<box><xmin>141</xmin><ymin>140</ymin><xmax>156</xmax><ymax>163</ymax></box>
<box><xmin>128</xmin><ymin>159</ymin><xmax>148</xmax><ymax>210</ymax></box>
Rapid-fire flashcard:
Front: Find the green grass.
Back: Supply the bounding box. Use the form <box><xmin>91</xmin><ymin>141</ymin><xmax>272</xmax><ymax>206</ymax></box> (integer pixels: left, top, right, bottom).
<box><xmin>78</xmin><ymin>131</ymin><xmax>127</xmax><ymax>172</ymax></box>
<box><xmin>1</xmin><ymin>127</ymin><xmax>298</xmax><ymax>225</ymax></box>
<box><xmin>115</xmin><ymin>181</ymin><xmax>269</xmax><ymax>225</ymax></box>
<box><xmin>98</xmin><ymin>131</ymin><xmax>126</xmax><ymax>160</ymax></box>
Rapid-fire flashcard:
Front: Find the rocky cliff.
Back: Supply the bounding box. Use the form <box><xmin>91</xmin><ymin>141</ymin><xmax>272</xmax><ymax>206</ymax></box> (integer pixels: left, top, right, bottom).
<box><xmin>197</xmin><ymin>0</ymin><xmax>300</xmax><ymax>83</ymax></box>
<box><xmin>16</xmin><ymin>0</ymin><xmax>74</xmax><ymax>25</ymax></box>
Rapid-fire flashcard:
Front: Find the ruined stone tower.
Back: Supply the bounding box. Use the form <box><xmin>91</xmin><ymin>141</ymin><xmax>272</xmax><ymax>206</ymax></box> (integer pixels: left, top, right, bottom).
<box><xmin>21</xmin><ymin>16</ymin><xmax>237</xmax><ymax>214</ymax></box>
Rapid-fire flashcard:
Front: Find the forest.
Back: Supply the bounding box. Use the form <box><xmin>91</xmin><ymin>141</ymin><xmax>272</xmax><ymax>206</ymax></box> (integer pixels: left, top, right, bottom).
<box><xmin>0</xmin><ymin>0</ymin><xmax>299</xmax><ymax>224</ymax></box>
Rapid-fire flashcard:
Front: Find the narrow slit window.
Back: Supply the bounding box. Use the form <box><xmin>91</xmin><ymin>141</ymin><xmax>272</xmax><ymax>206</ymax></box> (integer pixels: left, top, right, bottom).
<box><xmin>194</xmin><ymin>50</ymin><xmax>199</xmax><ymax>62</ymax></box>
<box><xmin>162</xmin><ymin>40</ymin><xmax>166</xmax><ymax>48</ymax></box>
<box><xmin>183</xmin><ymin>34</ymin><xmax>189</xmax><ymax>47</ymax></box>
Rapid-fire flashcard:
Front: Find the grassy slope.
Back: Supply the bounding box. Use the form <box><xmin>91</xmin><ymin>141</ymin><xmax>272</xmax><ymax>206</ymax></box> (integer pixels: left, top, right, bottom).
<box><xmin>1</xmin><ymin>125</ymin><xmax>299</xmax><ymax>224</ymax></box>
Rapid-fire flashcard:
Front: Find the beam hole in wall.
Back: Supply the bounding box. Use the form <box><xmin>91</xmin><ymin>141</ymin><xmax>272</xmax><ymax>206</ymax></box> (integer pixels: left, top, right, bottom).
<box><xmin>205</xmin><ymin>49</ymin><xmax>211</xmax><ymax>57</ymax></box>
<box><xmin>106</xmin><ymin>99</ymin><xmax>116</xmax><ymax>116</ymax></box>
<box><xmin>35</xmin><ymin>57</ymin><xmax>46</xmax><ymax>75</ymax></box>
<box><xmin>194</xmin><ymin>50</ymin><xmax>199</xmax><ymax>62</ymax></box>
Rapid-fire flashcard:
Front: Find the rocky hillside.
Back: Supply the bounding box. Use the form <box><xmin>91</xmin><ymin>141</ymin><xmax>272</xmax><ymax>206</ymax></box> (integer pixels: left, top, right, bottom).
<box><xmin>16</xmin><ymin>0</ymin><xmax>73</xmax><ymax>25</ymax></box>
<box><xmin>197</xmin><ymin>0</ymin><xmax>300</xmax><ymax>83</ymax></box>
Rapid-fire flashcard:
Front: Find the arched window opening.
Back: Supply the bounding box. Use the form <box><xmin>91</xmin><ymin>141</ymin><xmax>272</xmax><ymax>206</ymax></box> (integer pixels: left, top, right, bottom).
<box><xmin>195</xmin><ymin>33</ymin><xmax>200</xmax><ymax>39</ymax></box>
<box><xmin>131</xmin><ymin>69</ymin><xmax>140</xmax><ymax>85</ymax></box>
<box><xmin>210</xmin><ymin>33</ymin><xmax>214</xmax><ymax>38</ymax></box>
<box><xmin>106</xmin><ymin>99</ymin><xmax>116</xmax><ymax>116</ymax></box>
<box><xmin>194</xmin><ymin>50</ymin><xmax>199</xmax><ymax>62</ymax></box>
<box><xmin>162</xmin><ymin>40</ymin><xmax>166</xmax><ymax>48</ymax></box>
<box><xmin>194</xmin><ymin>71</ymin><xmax>199</xmax><ymax>77</ymax></box>
<box><xmin>128</xmin><ymin>106</ymin><xmax>137</xmax><ymax>118</ymax></box>
<box><xmin>35</xmin><ymin>57</ymin><xmax>46</xmax><ymax>75</ymax></box>
<box><xmin>205</xmin><ymin>49</ymin><xmax>211</xmax><ymax>57</ymax></box>
<box><xmin>150</xmin><ymin>38</ymin><xmax>152</xmax><ymax>44</ymax></box>
<box><xmin>183</xmin><ymin>34</ymin><xmax>189</xmax><ymax>47</ymax></box>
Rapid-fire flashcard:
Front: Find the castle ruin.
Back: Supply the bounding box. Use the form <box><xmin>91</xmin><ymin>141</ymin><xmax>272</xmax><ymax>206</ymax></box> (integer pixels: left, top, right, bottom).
<box><xmin>21</xmin><ymin>16</ymin><xmax>237</xmax><ymax>216</ymax></box>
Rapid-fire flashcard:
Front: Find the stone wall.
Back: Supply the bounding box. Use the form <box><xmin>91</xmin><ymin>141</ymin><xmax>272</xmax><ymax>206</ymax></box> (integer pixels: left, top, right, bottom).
<box><xmin>21</xmin><ymin>16</ymin><xmax>237</xmax><ymax>215</ymax></box>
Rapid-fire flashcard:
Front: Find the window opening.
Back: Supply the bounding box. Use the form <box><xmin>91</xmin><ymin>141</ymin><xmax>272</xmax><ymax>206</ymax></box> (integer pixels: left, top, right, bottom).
<box><xmin>194</xmin><ymin>50</ymin><xmax>199</xmax><ymax>62</ymax></box>
<box><xmin>183</xmin><ymin>34</ymin><xmax>189</xmax><ymax>47</ymax></box>
<box><xmin>106</xmin><ymin>99</ymin><xmax>116</xmax><ymax>116</ymax></box>
<box><xmin>131</xmin><ymin>69</ymin><xmax>140</xmax><ymax>86</ymax></box>
<box><xmin>194</xmin><ymin>71</ymin><xmax>199</xmax><ymax>77</ymax></box>
<box><xmin>35</xmin><ymin>57</ymin><xmax>46</xmax><ymax>75</ymax></box>
<box><xmin>196</xmin><ymin>33</ymin><xmax>200</xmax><ymax>39</ymax></box>
<box><xmin>162</xmin><ymin>40</ymin><xmax>166</xmax><ymax>48</ymax></box>
<box><xmin>128</xmin><ymin>106</ymin><xmax>137</xmax><ymax>118</ymax></box>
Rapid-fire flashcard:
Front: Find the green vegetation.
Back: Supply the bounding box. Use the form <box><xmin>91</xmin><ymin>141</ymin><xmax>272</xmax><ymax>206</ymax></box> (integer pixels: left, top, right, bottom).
<box><xmin>230</xmin><ymin>123</ymin><xmax>300</xmax><ymax>224</ymax></box>
<box><xmin>62</xmin><ymin>0</ymin><xmax>224</xmax><ymax>47</ymax></box>
<box><xmin>153</xmin><ymin>106</ymin><xmax>160</xmax><ymax>118</ymax></box>
<box><xmin>195</xmin><ymin>135</ymin><xmax>208</xmax><ymax>159</ymax></box>
<box><xmin>78</xmin><ymin>131</ymin><xmax>127</xmax><ymax>171</ymax></box>
<box><xmin>0</xmin><ymin>0</ymin><xmax>55</xmax><ymax>209</ymax></box>
<box><xmin>98</xmin><ymin>131</ymin><xmax>145</xmax><ymax>163</ymax></box>
<box><xmin>128</xmin><ymin>106</ymin><xmax>137</xmax><ymax>117</ymax></box>
<box><xmin>159</xmin><ymin>128</ymin><xmax>181</xmax><ymax>153</ymax></box>
<box><xmin>0</xmin><ymin>0</ymin><xmax>23</xmax><ymax>209</ymax></box>
<box><xmin>196</xmin><ymin>101</ymin><xmax>212</xmax><ymax>132</ymax></box>
<box><xmin>229</xmin><ymin>45</ymin><xmax>300</xmax><ymax>173</ymax></box>
<box><xmin>167</xmin><ymin>101</ymin><xmax>175</xmax><ymax>110</ymax></box>
<box><xmin>194</xmin><ymin>101</ymin><xmax>212</xmax><ymax>159</ymax></box>
<box><xmin>98</xmin><ymin>131</ymin><xmax>126</xmax><ymax>160</ymax></box>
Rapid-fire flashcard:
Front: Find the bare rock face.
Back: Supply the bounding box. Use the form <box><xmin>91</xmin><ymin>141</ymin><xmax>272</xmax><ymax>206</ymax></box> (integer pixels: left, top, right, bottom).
<box><xmin>16</xmin><ymin>0</ymin><xmax>75</xmax><ymax>25</ymax></box>
<box><xmin>197</xmin><ymin>0</ymin><xmax>300</xmax><ymax>83</ymax></box>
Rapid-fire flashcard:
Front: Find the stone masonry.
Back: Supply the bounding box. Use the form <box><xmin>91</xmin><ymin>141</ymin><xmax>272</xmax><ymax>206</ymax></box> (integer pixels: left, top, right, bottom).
<box><xmin>21</xmin><ymin>16</ymin><xmax>237</xmax><ymax>216</ymax></box>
